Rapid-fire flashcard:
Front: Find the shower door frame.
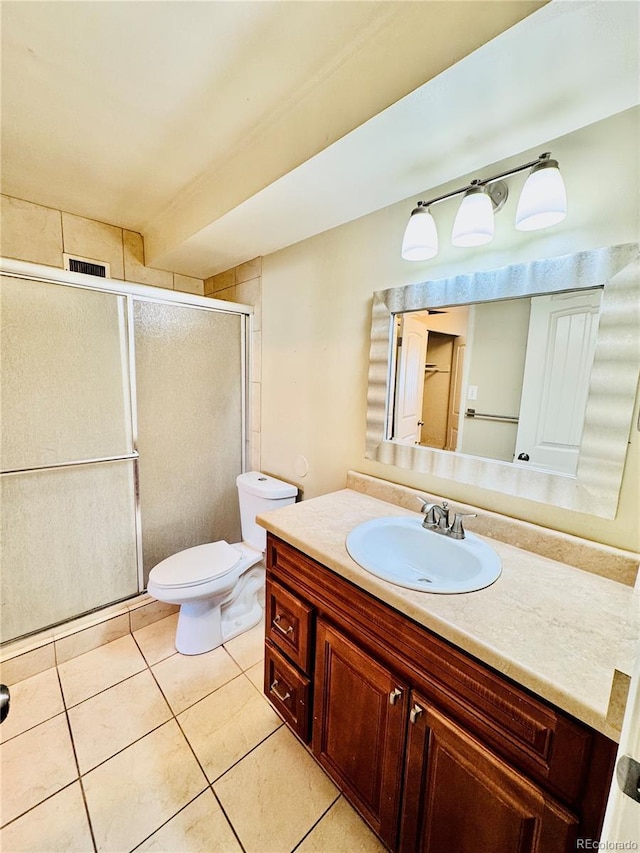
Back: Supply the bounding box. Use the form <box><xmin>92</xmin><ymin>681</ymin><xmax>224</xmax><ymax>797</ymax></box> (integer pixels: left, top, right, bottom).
<box><xmin>1</xmin><ymin>256</ymin><xmax>253</xmax><ymax>604</ymax></box>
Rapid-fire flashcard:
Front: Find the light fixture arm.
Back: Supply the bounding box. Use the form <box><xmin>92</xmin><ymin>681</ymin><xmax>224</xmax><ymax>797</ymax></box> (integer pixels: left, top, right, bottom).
<box><xmin>414</xmin><ymin>153</ymin><xmax>553</xmax><ymax>210</ymax></box>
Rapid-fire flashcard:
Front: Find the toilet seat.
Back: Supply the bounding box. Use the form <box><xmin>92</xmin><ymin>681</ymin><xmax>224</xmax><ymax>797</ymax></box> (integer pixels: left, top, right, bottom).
<box><xmin>149</xmin><ymin>541</ymin><xmax>242</xmax><ymax>589</ymax></box>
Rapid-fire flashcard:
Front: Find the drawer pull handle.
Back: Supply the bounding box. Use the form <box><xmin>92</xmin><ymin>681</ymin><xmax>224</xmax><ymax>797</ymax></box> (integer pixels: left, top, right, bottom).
<box><xmin>273</xmin><ymin>614</ymin><xmax>294</xmax><ymax>636</ymax></box>
<box><xmin>410</xmin><ymin>704</ymin><xmax>424</xmax><ymax>724</ymax></box>
<box><xmin>270</xmin><ymin>679</ymin><xmax>291</xmax><ymax>703</ymax></box>
<box><xmin>389</xmin><ymin>687</ymin><xmax>403</xmax><ymax>706</ymax></box>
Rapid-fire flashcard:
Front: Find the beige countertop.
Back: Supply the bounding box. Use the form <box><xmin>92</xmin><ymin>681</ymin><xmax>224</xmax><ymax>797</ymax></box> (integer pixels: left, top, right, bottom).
<box><xmin>258</xmin><ymin>482</ymin><xmax>639</xmax><ymax>742</ymax></box>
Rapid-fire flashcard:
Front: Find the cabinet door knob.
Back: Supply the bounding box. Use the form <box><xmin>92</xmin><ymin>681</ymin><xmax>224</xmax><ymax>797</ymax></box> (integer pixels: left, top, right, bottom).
<box><xmin>272</xmin><ymin>614</ymin><xmax>294</xmax><ymax>636</ymax></box>
<box><xmin>269</xmin><ymin>679</ymin><xmax>291</xmax><ymax>703</ymax></box>
<box><xmin>410</xmin><ymin>703</ymin><xmax>424</xmax><ymax>724</ymax></box>
<box><xmin>389</xmin><ymin>687</ymin><xmax>403</xmax><ymax>706</ymax></box>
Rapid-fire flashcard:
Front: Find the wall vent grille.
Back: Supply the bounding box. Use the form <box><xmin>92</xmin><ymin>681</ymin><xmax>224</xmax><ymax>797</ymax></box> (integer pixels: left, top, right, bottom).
<box><xmin>63</xmin><ymin>254</ymin><xmax>110</xmax><ymax>278</ymax></box>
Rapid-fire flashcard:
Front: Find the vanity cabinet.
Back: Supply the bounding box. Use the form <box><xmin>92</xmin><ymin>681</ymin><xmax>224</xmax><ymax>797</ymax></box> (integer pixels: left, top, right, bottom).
<box><xmin>263</xmin><ymin>534</ymin><xmax>616</xmax><ymax>852</ymax></box>
<box><xmin>400</xmin><ymin>692</ymin><xmax>577</xmax><ymax>853</ymax></box>
<box><xmin>313</xmin><ymin>619</ymin><xmax>407</xmax><ymax>845</ymax></box>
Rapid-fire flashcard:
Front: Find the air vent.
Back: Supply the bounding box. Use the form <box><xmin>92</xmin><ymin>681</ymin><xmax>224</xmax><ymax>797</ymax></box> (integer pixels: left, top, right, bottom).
<box><xmin>63</xmin><ymin>254</ymin><xmax>110</xmax><ymax>278</ymax></box>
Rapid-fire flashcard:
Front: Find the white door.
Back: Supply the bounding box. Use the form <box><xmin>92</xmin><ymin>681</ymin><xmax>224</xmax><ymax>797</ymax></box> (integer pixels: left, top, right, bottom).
<box><xmin>601</xmin><ymin>640</ymin><xmax>640</xmax><ymax>846</ymax></box>
<box><xmin>394</xmin><ymin>315</ymin><xmax>428</xmax><ymax>444</ymax></box>
<box><xmin>514</xmin><ymin>289</ymin><xmax>602</xmax><ymax>475</ymax></box>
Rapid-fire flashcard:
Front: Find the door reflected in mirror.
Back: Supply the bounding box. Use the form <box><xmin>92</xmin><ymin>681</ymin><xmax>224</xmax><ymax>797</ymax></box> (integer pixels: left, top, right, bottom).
<box><xmin>389</xmin><ymin>287</ymin><xmax>603</xmax><ymax>476</ymax></box>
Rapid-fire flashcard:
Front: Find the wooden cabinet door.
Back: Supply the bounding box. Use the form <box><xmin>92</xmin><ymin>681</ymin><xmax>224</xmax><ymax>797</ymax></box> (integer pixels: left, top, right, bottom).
<box><xmin>312</xmin><ymin>619</ymin><xmax>407</xmax><ymax>849</ymax></box>
<box><xmin>400</xmin><ymin>693</ymin><xmax>578</xmax><ymax>853</ymax></box>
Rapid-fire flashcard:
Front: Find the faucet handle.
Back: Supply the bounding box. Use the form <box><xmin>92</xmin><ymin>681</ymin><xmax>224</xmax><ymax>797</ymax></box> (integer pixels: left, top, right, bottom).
<box><xmin>449</xmin><ymin>512</ymin><xmax>477</xmax><ymax>539</ymax></box>
<box><xmin>416</xmin><ymin>496</ymin><xmax>439</xmax><ymax>528</ymax></box>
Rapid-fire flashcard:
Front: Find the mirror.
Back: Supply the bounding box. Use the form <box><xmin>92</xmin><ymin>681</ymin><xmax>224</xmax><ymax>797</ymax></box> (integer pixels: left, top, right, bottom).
<box><xmin>389</xmin><ymin>287</ymin><xmax>603</xmax><ymax>476</ymax></box>
<box><xmin>366</xmin><ymin>243</ymin><xmax>639</xmax><ymax>519</ymax></box>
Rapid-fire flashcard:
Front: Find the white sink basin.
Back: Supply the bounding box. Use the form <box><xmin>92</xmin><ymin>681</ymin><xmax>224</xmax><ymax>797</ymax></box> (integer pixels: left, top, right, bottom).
<box><xmin>345</xmin><ymin>516</ymin><xmax>502</xmax><ymax>594</ymax></box>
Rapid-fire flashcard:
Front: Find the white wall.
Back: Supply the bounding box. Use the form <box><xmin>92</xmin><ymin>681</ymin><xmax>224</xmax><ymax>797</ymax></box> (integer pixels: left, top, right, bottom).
<box><xmin>261</xmin><ymin>109</ymin><xmax>640</xmax><ymax>551</ymax></box>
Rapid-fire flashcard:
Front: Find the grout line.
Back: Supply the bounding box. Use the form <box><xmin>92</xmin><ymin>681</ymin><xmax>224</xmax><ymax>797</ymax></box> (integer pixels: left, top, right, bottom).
<box><xmin>0</xmin><ymin>779</ymin><xmax>77</xmax><ymax>832</ymax></box>
<box><xmin>141</xmin><ymin>641</ymin><xmax>248</xmax><ymax>853</ymax></box>
<box><xmin>54</xmin><ymin>613</ymin><xmax>131</xmax><ymax>665</ymax></box>
<box><xmin>208</xmin><ymin>722</ymin><xmax>284</xmax><ymax>787</ymax></box>
<box><xmin>290</xmin><ymin>793</ymin><xmax>342</xmax><ymax>852</ymax></box>
<box><xmin>56</xmin><ymin>665</ymin><xmax>98</xmax><ymax>852</ymax></box>
<box><xmin>128</xmin><ymin>789</ymin><xmax>228</xmax><ymax>852</ymax></box>
<box><xmin>0</xmin><ymin>707</ymin><xmax>67</xmax><ymax>746</ymax></box>
<box><xmin>61</xmin><ymin>662</ymin><xmax>148</xmax><ymax>712</ymax></box>
<box><xmin>79</xmin><ymin>717</ymin><xmax>173</xmax><ymax>777</ymax></box>
<box><xmin>209</xmin><ymin>784</ymin><xmax>247</xmax><ymax>853</ymax></box>
<box><xmin>171</xmin><ymin>712</ymin><xmax>247</xmax><ymax>853</ymax></box>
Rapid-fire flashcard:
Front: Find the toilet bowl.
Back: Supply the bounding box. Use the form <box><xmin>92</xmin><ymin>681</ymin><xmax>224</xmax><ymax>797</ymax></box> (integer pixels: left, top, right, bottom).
<box><xmin>147</xmin><ymin>472</ymin><xmax>297</xmax><ymax>655</ymax></box>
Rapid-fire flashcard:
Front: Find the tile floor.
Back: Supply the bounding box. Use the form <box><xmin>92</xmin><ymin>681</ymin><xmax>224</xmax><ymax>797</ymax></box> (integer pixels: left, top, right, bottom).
<box><xmin>0</xmin><ymin>615</ymin><xmax>385</xmax><ymax>853</ymax></box>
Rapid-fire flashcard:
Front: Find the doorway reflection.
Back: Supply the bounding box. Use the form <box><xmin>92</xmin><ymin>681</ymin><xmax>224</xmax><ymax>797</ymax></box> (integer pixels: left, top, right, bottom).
<box><xmin>389</xmin><ymin>287</ymin><xmax>602</xmax><ymax>475</ymax></box>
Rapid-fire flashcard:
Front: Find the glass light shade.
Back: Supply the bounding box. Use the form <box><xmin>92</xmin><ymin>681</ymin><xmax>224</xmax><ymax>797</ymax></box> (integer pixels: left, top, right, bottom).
<box><xmin>451</xmin><ymin>188</ymin><xmax>494</xmax><ymax>247</ymax></box>
<box><xmin>401</xmin><ymin>207</ymin><xmax>438</xmax><ymax>260</ymax></box>
<box><xmin>515</xmin><ymin>162</ymin><xmax>567</xmax><ymax>231</ymax></box>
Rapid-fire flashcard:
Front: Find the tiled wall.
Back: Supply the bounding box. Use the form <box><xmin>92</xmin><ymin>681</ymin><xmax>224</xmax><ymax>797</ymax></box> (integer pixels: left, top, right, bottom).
<box><xmin>0</xmin><ymin>594</ymin><xmax>178</xmax><ymax>686</ymax></box>
<box><xmin>1</xmin><ymin>193</ymin><xmax>263</xmax><ymax>476</ymax></box>
<box><xmin>205</xmin><ymin>259</ymin><xmax>262</xmax><ymax>472</ymax></box>
<box><xmin>0</xmin><ymin>195</ymin><xmax>204</xmax><ymax>295</ymax></box>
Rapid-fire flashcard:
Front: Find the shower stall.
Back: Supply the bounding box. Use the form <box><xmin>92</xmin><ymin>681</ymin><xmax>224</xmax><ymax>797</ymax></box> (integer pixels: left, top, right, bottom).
<box><xmin>0</xmin><ymin>259</ymin><xmax>251</xmax><ymax>645</ymax></box>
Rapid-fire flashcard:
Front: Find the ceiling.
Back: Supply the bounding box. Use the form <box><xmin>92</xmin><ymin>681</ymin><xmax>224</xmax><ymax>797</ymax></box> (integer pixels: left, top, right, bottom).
<box><xmin>2</xmin><ymin>1</ymin><xmax>638</xmax><ymax>279</ymax></box>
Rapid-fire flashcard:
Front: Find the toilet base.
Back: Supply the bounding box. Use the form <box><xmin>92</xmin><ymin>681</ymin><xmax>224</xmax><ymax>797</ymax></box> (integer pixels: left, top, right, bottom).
<box><xmin>175</xmin><ymin>566</ymin><xmax>265</xmax><ymax>655</ymax></box>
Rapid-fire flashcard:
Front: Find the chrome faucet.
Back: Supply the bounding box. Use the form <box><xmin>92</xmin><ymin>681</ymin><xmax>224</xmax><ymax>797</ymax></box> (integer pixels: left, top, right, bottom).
<box><xmin>416</xmin><ymin>497</ymin><xmax>476</xmax><ymax>540</ymax></box>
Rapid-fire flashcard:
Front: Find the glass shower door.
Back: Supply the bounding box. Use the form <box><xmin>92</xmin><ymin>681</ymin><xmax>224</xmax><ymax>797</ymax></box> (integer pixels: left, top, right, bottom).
<box><xmin>0</xmin><ymin>275</ymin><xmax>139</xmax><ymax>642</ymax></box>
<box><xmin>133</xmin><ymin>299</ymin><xmax>245</xmax><ymax>585</ymax></box>
<box><xmin>1</xmin><ymin>272</ymin><xmax>248</xmax><ymax>643</ymax></box>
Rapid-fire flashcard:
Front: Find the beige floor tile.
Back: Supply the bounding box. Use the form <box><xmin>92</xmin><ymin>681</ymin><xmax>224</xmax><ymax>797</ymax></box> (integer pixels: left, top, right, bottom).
<box><xmin>130</xmin><ymin>599</ymin><xmax>178</xmax><ymax>633</ymax></box>
<box><xmin>68</xmin><ymin>670</ymin><xmax>172</xmax><ymax>773</ymax></box>
<box><xmin>134</xmin><ymin>614</ymin><xmax>179</xmax><ymax>665</ymax></box>
<box><xmin>223</xmin><ymin>618</ymin><xmax>265</xmax><ymax>671</ymax></box>
<box><xmin>0</xmin><ymin>782</ymin><xmax>93</xmax><ymax>853</ymax></box>
<box><xmin>55</xmin><ymin>612</ymin><xmax>130</xmax><ymax>664</ymax></box>
<box><xmin>58</xmin><ymin>634</ymin><xmax>146</xmax><ymax>707</ymax></box>
<box><xmin>245</xmin><ymin>660</ymin><xmax>265</xmax><ymax>692</ymax></box>
<box><xmin>0</xmin><ymin>668</ymin><xmax>64</xmax><ymax>744</ymax></box>
<box><xmin>0</xmin><ymin>642</ymin><xmax>56</xmax><ymax>687</ymax></box>
<box><xmin>0</xmin><ymin>715</ymin><xmax>77</xmax><ymax>827</ymax></box>
<box><xmin>135</xmin><ymin>790</ymin><xmax>241</xmax><ymax>852</ymax></box>
<box><xmin>296</xmin><ymin>795</ymin><xmax>386</xmax><ymax>853</ymax></box>
<box><xmin>83</xmin><ymin>719</ymin><xmax>207</xmax><ymax>852</ymax></box>
<box><xmin>214</xmin><ymin>726</ymin><xmax>338</xmax><ymax>853</ymax></box>
<box><xmin>179</xmin><ymin>674</ymin><xmax>281</xmax><ymax>782</ymax></box>
<box><xmin>151</xmin><ymin>646</ymin><xmax>241</xmax><ymax>714</ymax></box>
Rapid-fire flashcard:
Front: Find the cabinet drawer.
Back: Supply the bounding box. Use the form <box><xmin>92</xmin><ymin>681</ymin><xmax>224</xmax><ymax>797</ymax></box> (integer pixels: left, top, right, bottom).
<box><xmin>266</xmin><ymin>578</ymin><xmax>313</xmax><ymax>672</ymax></box>
<box><xmin>264</xmin><ymin>641</ymin><xmax>311</xmax><ymax>742</ymax></box>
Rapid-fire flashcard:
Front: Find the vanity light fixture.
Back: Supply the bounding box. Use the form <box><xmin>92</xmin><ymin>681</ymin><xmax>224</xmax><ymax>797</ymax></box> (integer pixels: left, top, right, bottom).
<box><xmin>401</xmin><ymin>203</ymin><xmax>438</xmax><ymax>260</ymax></box>
<box><xmin>451</xmin><ymin>182</ymin><xmax>495</xmax><ymax>247</ymax></box>
<box><xmin>515</xmin><ymin>156</ymin><xmax>567</xmax><ymax>231</ymax></box>
<box><xmin>401</xmin><ymin>152</ymin><xmax>567</xmax><ymax>260</ymax></box>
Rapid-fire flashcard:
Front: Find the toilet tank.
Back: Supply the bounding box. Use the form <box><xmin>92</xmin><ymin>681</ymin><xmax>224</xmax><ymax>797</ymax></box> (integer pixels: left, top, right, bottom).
<box><xmin>236</xmin><ymin>471</ymin><xmax>297</xmax><ymax>551</ymax></box>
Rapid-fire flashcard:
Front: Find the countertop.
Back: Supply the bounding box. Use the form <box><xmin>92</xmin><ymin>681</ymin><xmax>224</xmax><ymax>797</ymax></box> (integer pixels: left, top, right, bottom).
<box><xmin>257</xmin><ymin>483</ymin><xmax>639</xmax><ymax>742</ymax></box>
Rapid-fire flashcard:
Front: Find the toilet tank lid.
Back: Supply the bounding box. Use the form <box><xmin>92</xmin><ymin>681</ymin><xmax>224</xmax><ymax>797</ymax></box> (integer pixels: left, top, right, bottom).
<box><xmin>236</xmin><ymin>471</ymin><xmax>298</xmax><ymax>499</ymax></box>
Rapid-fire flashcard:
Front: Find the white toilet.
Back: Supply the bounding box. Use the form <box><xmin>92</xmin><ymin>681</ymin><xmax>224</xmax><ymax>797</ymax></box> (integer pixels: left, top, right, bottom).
<box><xmin>147</xmin><ymin>472</ymin><xmax>297</xmax><ymax>655</ymax></box>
